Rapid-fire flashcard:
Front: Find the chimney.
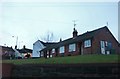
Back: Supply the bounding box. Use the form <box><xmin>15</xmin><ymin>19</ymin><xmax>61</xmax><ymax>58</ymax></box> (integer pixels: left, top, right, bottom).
<box><xmin>73</xmin><ymin>27</ymin><xmax>78</xmax><ymax>38</ymax></box>
<box><xmin>59</xmin><ymin>38</ymin><xmax>62</xmax><ymax>42</ymax></box>
<box><xmin>15</xmin><ymin>45</ymin><xmax>17</xmax><ymax>49</ymax></box>
<box><xmin>23</xmin><ymin>45</ymin><xmax>26</xmax><ymax>49</ymax></box>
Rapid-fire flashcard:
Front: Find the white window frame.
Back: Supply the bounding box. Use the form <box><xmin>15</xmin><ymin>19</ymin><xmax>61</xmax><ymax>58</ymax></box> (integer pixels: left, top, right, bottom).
<box><xmin>59</xmin><ymin>46</ymin><xmax>65</xmax><ymax>53</ymax></box>
<box><xmin>100</xmin><ymin>41</ymin><xmax>105</xmax><ymax>54</ymax></box>
<box><xmin>69</xmin><ymin>43</ymin><xmax>76</xmax><ymax>52</ymax></box>
<box><xmin>52</xmin><ymin>48</ymin><xmax>55</xmax><ymax>53</ymax></box>
<box><xmin>105</xmin><ymin>41</ymin><xmax>108</xmax><ymax>47</ymax></box>
<box><xmin>84</xmin><ymin>39</ymin><xmax>91</xmax><ymax>48</ymax></box>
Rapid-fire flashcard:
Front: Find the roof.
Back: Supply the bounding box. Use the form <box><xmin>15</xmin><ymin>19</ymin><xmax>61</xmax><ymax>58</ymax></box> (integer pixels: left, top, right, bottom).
<box><xmin>40</xmin><ymin>41</ymin><xmax>57</xmax><ymax>47</ymax></box>
<box><xmin>17</xmin><ymin>48</ymin><xmax>32</xmax><ymax>53</ymax></box>
<box><xmin>0</xmin><ymin>46</ymin><xmax>15</xmax><ymax>52</ymax></box>
<box><xmin>40</xmin><ymin>26</ymin><xmax>108</xmax><ymax>52</ymax></box>
<box><xmin>33</xmin><ymin>40</ymin><xmax>58</xmax><ymax>47</ymax></box>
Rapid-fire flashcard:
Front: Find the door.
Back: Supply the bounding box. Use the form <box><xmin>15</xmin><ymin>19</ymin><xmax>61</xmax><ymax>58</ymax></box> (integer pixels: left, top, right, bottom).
<box><xmin>55</xmin><ymin>48</ymin><xmax>58</xmax><ymax>57</ymax></box>
<box><xmin>79</xmin><ymin>42</ymin><xmax>83</xmax><ymax>55</ymax></box>
<box><xmin>100</xmin><ymin>41</ymin><xmax>105</xmax><ymax>54</ymax></box>
<box><xmin>79</xmin><ymin>44</ymin><xmax>81</xmax><ymax>55</ymax></box>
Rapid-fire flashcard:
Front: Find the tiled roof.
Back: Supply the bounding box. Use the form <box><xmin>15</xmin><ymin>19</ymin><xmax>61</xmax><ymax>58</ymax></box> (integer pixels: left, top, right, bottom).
<box><xmin>17</xmin><ymin>48</ymin><xmax>32</xmax><ymax>53</ymax></box>
<box><xmin>40</xmin><ymin>40</ymin><xmax>57</xmax><ymax>47</ymax></box>
<box><xmin>40</xmin><ymin>26</ymin><xmax>108</xmax><ymax>52</ymax></box>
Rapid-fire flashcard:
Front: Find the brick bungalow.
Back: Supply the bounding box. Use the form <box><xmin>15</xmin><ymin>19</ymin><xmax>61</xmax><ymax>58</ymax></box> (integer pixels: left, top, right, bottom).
<box><xmin>40</xmin><ymin>26</ymin><xmax>120</xmax><ymax>58</ymax></box>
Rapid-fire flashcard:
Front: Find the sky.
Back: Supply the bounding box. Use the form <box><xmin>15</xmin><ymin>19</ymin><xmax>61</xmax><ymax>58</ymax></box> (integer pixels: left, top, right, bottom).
<box><xmin>0</xmin><ymin>0</ymin><xmax>119</xmax><ymax>49</ymax></box>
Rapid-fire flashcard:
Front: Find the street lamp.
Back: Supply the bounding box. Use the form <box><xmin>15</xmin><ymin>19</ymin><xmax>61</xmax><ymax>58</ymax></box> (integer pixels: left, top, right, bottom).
<box><xmin>12</xmin><ymin>36</ymin><xmax>18</xmax><ymax>49</ymax></box>
<box><xmin>18</xmin><ymin>41</ymin><xmax>23</xmax><ymax>49</ymax></box>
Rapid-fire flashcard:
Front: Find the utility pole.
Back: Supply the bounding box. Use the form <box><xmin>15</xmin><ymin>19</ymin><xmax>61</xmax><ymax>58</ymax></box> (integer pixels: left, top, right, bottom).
<box><xmin>16</xmin><ymin>36</ymin><xmax>18</xmax><ymax>47</ymax></box>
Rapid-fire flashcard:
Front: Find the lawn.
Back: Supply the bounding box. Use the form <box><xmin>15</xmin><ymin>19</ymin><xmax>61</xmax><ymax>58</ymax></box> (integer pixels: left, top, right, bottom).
<box><xmin>2</xmin><ymin>54</ymin><xmax>119</xmax><ymax>65</ymax></box>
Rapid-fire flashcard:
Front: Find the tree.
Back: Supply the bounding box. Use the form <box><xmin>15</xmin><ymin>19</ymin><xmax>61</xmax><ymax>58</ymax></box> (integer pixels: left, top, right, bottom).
<box><xmin>41</xmin><ymin>31</ymin><xmax>54</xmax><ymax>42</ymax></box>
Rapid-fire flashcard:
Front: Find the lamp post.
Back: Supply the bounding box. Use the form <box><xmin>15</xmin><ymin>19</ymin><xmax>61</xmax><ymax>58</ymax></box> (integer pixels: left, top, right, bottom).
<box><xmin>18</xmin><ymin>41</ymin><xmax>23</xmax><ymax>49</ymax></box>
<box><xmin>12</xmin><ymin>36</ymin><xmax>18</xmax><ymax>49</ymax></box>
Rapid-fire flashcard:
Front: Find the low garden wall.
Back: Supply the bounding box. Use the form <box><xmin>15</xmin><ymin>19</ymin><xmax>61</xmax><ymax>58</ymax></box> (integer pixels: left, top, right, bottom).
<box><xmin>2</xmin><ymin>63</ymin><xmax>119</xmax><ymax>79</ymax></box>
<box><xmin>2</xmin><ymin>63</ymin><xmax>13</xmax><ymax>78</ymax></box>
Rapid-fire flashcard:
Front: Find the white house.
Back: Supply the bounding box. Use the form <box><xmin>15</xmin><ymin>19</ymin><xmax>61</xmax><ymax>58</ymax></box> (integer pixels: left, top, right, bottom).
<box><xmin>32</xmin><ymin>40</ymin><xmax>57</xmax><ymax>57</ymax></box>
<box><xmin>32</xmin><ymin>40</ymin><xmax>45</xmax><ymax>57</ymax></box>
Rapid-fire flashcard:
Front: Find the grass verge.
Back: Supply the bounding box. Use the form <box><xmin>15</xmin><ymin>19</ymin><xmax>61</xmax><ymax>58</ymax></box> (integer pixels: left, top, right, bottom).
<box><xmin>2</xmin><ymin>54</ymin><xmax>119</xmax><ymax>65</ymax></box>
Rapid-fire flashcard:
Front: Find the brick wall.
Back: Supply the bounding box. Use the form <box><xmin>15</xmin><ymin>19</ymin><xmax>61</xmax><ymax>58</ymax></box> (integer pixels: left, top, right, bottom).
<box><xmin>95</xmin><ymin>27</ymin><xmax>120</xmax><ymax>54</ymax></box>
<box><xmin>9</xmin><ymin>63</ymin><xmax>119</xmax><ymax>78</ymax></box>
<box><xmin>2</xmin><ymin>63</ymin><xmax>13</xmax><ymax>78</ymax></box>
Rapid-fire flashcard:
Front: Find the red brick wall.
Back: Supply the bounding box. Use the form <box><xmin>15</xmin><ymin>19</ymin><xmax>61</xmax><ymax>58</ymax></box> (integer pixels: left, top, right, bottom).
<box><xmin>64</xmin><ymin>45</ymin><xmax>68</xmax><ymax>56</ymax></box>
<box><xmin>93</xmin><ymin>27</ymin><xmax>120</xmax><ymax>54</ymax></box>
<box><xmin>83</xmin><ymin>47</ymin><xmax>92</xmax><ymax>54</ymax></box>
<box><xmin>73</xmin><ymin>43</ymin><xmax>79</xmax><ymax>55</ymax></box>
<box><xmin>92</xmin><ymin>37</ymin><xmax>100</xmax><ymax>54</ymax></box>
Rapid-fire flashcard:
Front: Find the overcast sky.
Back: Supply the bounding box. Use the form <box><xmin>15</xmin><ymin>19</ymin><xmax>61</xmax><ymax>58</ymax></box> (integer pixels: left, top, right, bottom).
<box><xmin>0</xmin><ymin>0</ymin><xmax>119</xmax><ymax>49</ymax></box>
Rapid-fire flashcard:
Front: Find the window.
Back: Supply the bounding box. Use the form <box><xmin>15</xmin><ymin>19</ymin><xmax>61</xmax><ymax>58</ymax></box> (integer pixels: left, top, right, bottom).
<box><xmin>52</xmin><ymin>49</ymin><xmax>55</xmax><ymax>53</ymax></box>
<box><xmin>105</xmin><ymin>41</ymin><xmax>108</xmax><ymax>47</ymax></box>
<box><xmin>84</xmin><ymin>39</ymin><xmax>91</xmax><ymax>48</ymax></box>
<box><xmin>59</xmin><ymin>46</ymin><xmax>64</xmax><ymax>53</ymax></box>
<box><xmin>108</xmin><ymin>42</ymin><xmax>112</xmax><ymax>49</ymax></box>
<box><xmin>101</xmin><ymin>41</ymin><xmax>105</xmax><ymax>48</ymax></box>
<box><xmin>69</xmin><ymin>43</ymin><xmax>76</xmax><ymax>52</ymax></box>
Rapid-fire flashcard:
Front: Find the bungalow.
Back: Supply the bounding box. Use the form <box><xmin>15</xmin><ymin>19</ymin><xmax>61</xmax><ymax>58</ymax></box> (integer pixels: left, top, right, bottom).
<box><xmin>40</xmin><ymin>26</ymin><xmax>120</xmax><ymax>58</ymax></box>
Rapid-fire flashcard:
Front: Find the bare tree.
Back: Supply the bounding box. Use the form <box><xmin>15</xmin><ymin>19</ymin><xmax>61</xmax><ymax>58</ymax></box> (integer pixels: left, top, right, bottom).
<box><xmin>40</xmin><ymin>31</ymin><xmax>54</xmax><ymax>42</ymax></box>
